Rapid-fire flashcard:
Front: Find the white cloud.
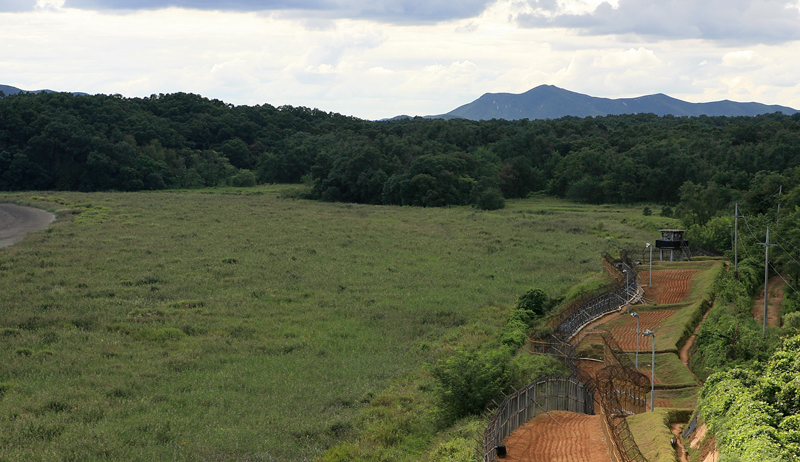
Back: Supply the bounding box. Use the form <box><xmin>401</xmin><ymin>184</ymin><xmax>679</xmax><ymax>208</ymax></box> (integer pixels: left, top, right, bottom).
<box><xmin>721</xmin><ymin>50</ymin><xmax>767</xmax><ymax>67</ymax></box>
<box><xmin>594</xmin><ymin>47</ymin><xmax>661</xmax><ymax>68</ymax></box>
<box><xmin>1</xmin><ymin>1</ymin><xmax>799</xmax><ymax>119</ymax></box>
<box><xmin>36</xmin><ymin>0</ymin><xmax>64</xmax><ymax>9</ymax></box>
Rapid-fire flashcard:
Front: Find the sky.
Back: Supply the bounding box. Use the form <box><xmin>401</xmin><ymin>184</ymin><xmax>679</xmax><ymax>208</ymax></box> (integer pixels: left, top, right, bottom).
<box><xmin>2</xmin><ymin>0</ymin><xmax>800</xmax><ymax>120</ymax></box>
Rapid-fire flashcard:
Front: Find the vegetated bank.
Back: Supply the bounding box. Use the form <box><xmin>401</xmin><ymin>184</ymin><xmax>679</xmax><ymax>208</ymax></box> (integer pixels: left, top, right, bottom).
<box><xmin>0</xmin><ymin>190</ymin><xmax>656</xmax><ymax>461</ymax></box>
<box><xmin>687</xmin><ymin>254</ymin><xmax>800</xmax><ymax>461</ymax></box>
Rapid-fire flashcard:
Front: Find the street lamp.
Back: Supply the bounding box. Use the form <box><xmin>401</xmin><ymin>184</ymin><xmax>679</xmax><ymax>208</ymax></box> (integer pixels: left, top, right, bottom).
<box><xmin>631</xmin><ymin>312</ymin><xmax>640</xmax><ymax>369</ymax></box>
<box><xmin>623</xmin><ymin>269</ymin><xmax>630</xmax><ymax>313</ymax></box>
<box><xmin>642</xmin><ymin>329</ymin><xmax>656</xmax><ymax>412</ymax></box>
<box><xmin>645</xmin><ymin>243</ymin><xmax>652</xmax><ymax>287</ymax></box>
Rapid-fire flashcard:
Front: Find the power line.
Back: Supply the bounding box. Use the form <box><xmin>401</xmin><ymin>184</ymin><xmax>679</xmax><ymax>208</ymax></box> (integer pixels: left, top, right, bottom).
<box><xmin>770</xmin><ymin>229</ymin><xmax>800</xmax><ymax>256</ymax></box>
<box><xmin>768</xmin><ymin>262</ymin><xmax>800</xmax><ymax>298</ymax></box>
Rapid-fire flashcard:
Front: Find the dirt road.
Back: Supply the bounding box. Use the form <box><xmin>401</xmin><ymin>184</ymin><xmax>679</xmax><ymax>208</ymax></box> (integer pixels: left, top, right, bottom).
<box><xmin>0</xmin><ymin>203</ymin><xmax>56</xmax><ymax>248</ymax></box>
<box><xmin>752</xmin><ymin>275</ymin><xmax>785</xmax><ymax>328</ymax></box>
<box><xmin>501</xmin><ymin>411</ymin><xmax>611</xmax><ymax>462</ymax></box>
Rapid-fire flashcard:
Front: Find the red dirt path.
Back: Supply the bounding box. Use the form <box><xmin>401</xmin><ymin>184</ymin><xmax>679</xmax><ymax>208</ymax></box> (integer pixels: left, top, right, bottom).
<box><xmin>641</xmin><ymin>270</ymin><xmax>698</xmax><ymax>304</ymax></box>
<box><xmin>506</xmin><ymin>268</ymin><xmax>702</xmax><ymax>460</ymax></box>
<box><xmin>602</xmin><ymin>310</ymin><xmax>677</xmax><ymax>351</ymax></box>
<box><xmin>752</xmin><ymin>275</ymin><xmax>785</xmax><ymax>328</ymax></box>
<box><xmin>500</xmin><ymin>411</ymin><xmax>611</xmax><ymax>462</ymax></box>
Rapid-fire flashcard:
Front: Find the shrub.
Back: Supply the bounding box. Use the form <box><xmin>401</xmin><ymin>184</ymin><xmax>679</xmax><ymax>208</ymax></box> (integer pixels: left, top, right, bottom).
<box><xmin>228</xmin><ymin>169</ymin><xmax>257</xmax><ymax>187</ymax></box>
<box><xmin>785</xmin><ymin>312</ymin><xmax>800</xmax><ymax>331</ymax></box>
<box><xmin>643</xmin><ymin>206</ymin><xmax>652</xmax><ymax>216</ymax></box>
<box><xmin>500</xmin><ymin>319</ymin><xmax>528</xmax><ymax>347</ymax></box>
<box><xmin>516</xmin><ymin>288</ymin><xmax>548</xmax><ymax>318</ymax></box>
<box><xmin>432</xmin><ymin>347</ymin><xmax>513</xmax><ymax>421</ymax></box>
<box><xmin>474</xmin><ymin>188</ymin><xmax>505</xmax><ymax>210</ymax></box>
<box><xmin>429</xmin><ymin>437</ymin><xmax>475</xmax><ymax>462</ymax></box>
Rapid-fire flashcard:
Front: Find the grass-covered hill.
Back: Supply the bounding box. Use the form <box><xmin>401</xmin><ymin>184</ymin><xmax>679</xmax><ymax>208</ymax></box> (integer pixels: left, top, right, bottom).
<box><xmin>0</xmin><ymin>190</ymin><xmax>657</xmax><ymax>461</ymax></box>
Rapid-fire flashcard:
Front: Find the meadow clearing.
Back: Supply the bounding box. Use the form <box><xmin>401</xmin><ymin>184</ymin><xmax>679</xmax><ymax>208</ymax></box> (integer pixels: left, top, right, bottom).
<box><xmin>0</xmin><ymin>188</ymin><xmax>662</xmax><ymax>461</ymax></box>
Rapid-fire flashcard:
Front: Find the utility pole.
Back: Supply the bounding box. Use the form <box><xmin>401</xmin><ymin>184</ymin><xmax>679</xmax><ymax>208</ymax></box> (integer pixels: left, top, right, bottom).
<box><xmin>623</xmin><ymin>269</ymin><xmax>630</xmax><ymax>313</ymax></box>
<box><xmin>734</xmin><ymin>203</ymin><xmax>740</xmax><ymax>279</ymax></box>
<box><xmin>631</xmin><ymin>312</ymin><xmax>640</xmax><ymax>369</ymax></box>
<box><xmin>758</xmin><ymin>228</ymin><xmax>778</xmax><ymax>337</ymax></box>
<box><xmin>776</xmin><ymin>185</ymin><xmax>783</xmax><ymax>225</ymax></box>
<box><xmin>643</xmin><ymin>329</ymin><xmax>656</xmax><ymax>412</ymax></box>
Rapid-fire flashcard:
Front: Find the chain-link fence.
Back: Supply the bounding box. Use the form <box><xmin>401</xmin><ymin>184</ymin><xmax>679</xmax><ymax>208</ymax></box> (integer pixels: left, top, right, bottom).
<box><xmin>549</xmin><ymin>253</ymin><xmax>639</xmax><ymax>342</ymax></box>
<box><xmin>481</xmin><ymin>375</ymin><xmax>595</xmax><ymax>462</ymax></box>
<box><xmin>482</xmin><ymin>254</ymin><xmax>649</xmax><ymax>462</ymax></box>
<box><xmin>596</xmin><ymin>330</ymin><xmax>650</xmax><ymax>462</ymax></box>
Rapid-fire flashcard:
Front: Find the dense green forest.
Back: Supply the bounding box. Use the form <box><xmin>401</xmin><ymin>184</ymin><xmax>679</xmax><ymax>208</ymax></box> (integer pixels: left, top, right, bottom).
<box><xmin>2</xmin><ymin>91</ymin><xmax>800</xmax><ymax>213</ymax></box>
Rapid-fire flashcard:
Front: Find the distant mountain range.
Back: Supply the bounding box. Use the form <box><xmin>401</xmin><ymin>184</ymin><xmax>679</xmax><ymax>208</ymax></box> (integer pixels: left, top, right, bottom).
<box><xmin>4</xmin><ymin>82</ymin><xmax>797</xmax><ymax>121</ymax></box>
<box><xmin>0</xmin><ymin>84</ymin><xmax>88</xmax><ymax>97</ymax></box>
<box><xmin>412</xmin><ymin>85</ymin><xmax>799</xmax><ymax>121</ymax></box>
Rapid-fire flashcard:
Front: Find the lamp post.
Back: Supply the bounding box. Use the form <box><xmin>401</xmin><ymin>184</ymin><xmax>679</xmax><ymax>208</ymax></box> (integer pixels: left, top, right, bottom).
<box><xmin>623</xmin><ymin>269</ymin><xmax>630</xmax><ymax>313</ymax></box>
<box><xmin>631</xmin><ymin>312</ymin><xmax>640</xmax><ymax>369</ymax></box>
<box><xmin>645</xmin><ymin>243</ymin><xmax>652</xmax><ymax>287</ymax></box>
<box><xmin>643</xmin><ymin>329</ymin><xmax>656</xmax><ymax>412</ymax></box>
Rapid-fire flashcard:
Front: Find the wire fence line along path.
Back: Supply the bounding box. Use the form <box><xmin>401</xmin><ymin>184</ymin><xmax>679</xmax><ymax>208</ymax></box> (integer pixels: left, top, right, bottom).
<box><xmin>481</xmin><ymin>375</ymin><xmax>595</xmax><ymax>462</ymax></box>
<box><xmin>481</xmin><ymin>253</ymin><xmax>651</xmax><ymax>462</ymax></box>
<box><xmin>550</xmin><ymin>253</ymin><xmax>642</xmax><ymax>342</ymax></box>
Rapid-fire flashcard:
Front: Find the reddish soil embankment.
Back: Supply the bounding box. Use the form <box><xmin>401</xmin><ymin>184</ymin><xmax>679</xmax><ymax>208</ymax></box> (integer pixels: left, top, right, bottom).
<box><xmin>604</xmin><ymin>310</ymin><xmax>677</xmax><ymax>352</ymax></box>
<box><xmin>500</xmin><ymin>411</ymin><xmax>611</xmax><ymax>462</ymax></box>
<box><xmin>642</xmin><ymin>270</ymin><xmax>698</xmax><ymax>304</ymax></box>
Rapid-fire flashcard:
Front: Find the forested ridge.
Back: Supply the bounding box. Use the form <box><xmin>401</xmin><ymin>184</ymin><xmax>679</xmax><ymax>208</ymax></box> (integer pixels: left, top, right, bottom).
<box><xmin>3</xmin><ymin>91</ymin><xmax>800</xmax><ymax>213</ymax></box>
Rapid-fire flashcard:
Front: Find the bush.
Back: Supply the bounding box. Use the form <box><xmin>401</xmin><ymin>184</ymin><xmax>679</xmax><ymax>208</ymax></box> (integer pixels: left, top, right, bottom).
<box><xmin>474</xmin><ymin>188</ymin><xmax>505</xmax><ymax>210</ymax></box>
<box><xmin>516</xmin><ymin>288</ymin><xmax>548</xmax><ymax>318</ymax></box>
<box><xmin>643</xmin><ymin>206</ymin><xmax>652</xmax><ymax>216</ymax></box>
<box><xmin>429</xmin><ymin>437</ymin><xmax>475</xmax><ymax>462</ymax></box>
<box><xmin>432</xmin><ymin>347</ymin><xmax>513</xmax><ymax>421</ymax></box>
<box><xmin>500</xmin><ymin>319</ymin><xmax>528</xmax><ymax>347</ymax></box>
<box><xmin>507</xmin><ymin>353</ymin><xmax>569</xmax><ymax>389</ymax></box>
<box><xmin>228</xmin><ymin>169</ymin><xmax>257</xmax><ymax>187</ymax></box>
<box><xmin>784</xmin><ymin>312</ymin><xmax>800</xmax><ymax>332</ymax></box>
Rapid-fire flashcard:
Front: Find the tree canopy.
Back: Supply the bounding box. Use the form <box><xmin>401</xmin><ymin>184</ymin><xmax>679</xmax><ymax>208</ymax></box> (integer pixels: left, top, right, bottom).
<box><xmin>2</xmin><ymin>91</ymin><xmax>800</xmax><ymax>213</ymax></box>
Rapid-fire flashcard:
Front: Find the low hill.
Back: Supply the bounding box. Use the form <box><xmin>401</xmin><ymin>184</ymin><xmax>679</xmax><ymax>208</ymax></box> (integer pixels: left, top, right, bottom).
<box><xmin>0</xmin><ymin>84</ymin><xmax>88</xmax><ymax>96</ymax></box>
<box><xmin>435</xmin><ymin>85</ymin><xmax>799</xmax><ymax>120</ymax></box>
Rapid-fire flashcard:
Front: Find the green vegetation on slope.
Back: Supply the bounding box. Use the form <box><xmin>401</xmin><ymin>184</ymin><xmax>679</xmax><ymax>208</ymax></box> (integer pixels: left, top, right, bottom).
<box><xmin>0</xmin><ymin>191</ymin><xmax>654</xmax><ymax>461</ymax></box>
<box><xmin>699</xmin><ymin>334</ymin><xmax>800</xmax><ymax>461</ymax></box>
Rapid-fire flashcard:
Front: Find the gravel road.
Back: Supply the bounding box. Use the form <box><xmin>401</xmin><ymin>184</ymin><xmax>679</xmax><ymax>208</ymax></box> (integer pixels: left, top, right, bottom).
<box><xmin>0</xmin><ymin>203</ymin><xmax>56</xmax><ymax>248</ymax></box>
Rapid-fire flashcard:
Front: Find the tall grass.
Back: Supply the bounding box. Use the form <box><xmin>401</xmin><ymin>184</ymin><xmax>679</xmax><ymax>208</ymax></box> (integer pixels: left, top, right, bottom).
<box><xmin>0</xmin><ymin>189</ymin><xmax>654</xmax><ymax>461</ymax></box>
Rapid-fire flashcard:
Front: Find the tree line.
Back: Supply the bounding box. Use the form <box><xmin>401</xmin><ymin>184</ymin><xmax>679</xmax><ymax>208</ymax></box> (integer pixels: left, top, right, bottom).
<box><xmin>2</xmin><ymin>91</ymin><xmax>800</xmax><ymax>212</ymax></box>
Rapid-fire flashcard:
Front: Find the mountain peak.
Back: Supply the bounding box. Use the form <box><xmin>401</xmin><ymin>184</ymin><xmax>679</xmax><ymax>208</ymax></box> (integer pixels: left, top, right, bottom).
<box><xmin>436</xmin><ymin>86</ymin><xmax>798</xmax><ymax>120</ymax></box>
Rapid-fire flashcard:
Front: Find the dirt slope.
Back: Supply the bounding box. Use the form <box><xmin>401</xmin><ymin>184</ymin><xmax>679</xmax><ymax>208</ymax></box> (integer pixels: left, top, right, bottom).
<box><xmin>501</xmin><ymin>411</ymin><xmax>611</xmax><ymax>462</ymax></box>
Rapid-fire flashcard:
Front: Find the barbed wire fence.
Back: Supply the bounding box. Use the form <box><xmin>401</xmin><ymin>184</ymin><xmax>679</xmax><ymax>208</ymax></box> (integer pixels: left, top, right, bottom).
<box><xmin>480</xmin><ymin>253</ymin><xmax>650</xmax><ymax>462</ymax></box>
<box><xmin>480</xmin><ymin>375</ymin><xmax>595</xmax><ymax>462</ymax></box>
<box><xmin>549</xmin><ymin>253</ymin><xmax>641</xmax><ymax>342</ymax></box>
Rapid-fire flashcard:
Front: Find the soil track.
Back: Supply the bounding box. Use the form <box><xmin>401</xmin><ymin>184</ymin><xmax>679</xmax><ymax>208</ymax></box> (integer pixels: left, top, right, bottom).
<box><xmin>508</xmin><ymin>268</ymin><xmax>703</xmax><ymax>460</ymax></box>
<box><xmin>642</xmin><ymin>270</ymin><xmax>698</xmax><ymax>304</ymax></box>
<box><xmin>752</xmin><ymin>275</ymin><xmax>785</xmax><ymax>328</ymax></box>
<box><xmin>0</xmin><ymin>203</ymin><xmax>56</xmax><ymax>248</ymax></box>
<box><xmin>603</xmin><ymin>310</ymin><xmax>677</xmax><ymax>351</ymax></box>
<box><xmin>500</xmin><ymin>411</ymin><xmax>610</xmax><ymax>462</ymax></box>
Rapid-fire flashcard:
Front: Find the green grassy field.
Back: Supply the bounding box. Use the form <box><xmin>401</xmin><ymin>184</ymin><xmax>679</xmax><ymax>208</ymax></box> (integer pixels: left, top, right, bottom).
<box><xmin>0</xmin><ymin>189</ymin><xmax>655</xmax><ymax>461</ymax></box>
